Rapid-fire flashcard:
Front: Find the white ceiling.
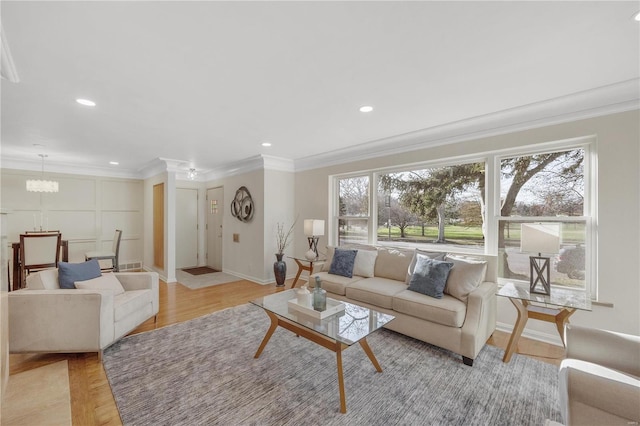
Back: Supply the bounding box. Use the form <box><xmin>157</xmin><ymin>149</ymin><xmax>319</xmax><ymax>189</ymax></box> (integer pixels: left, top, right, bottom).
<box><xmin>1</xmin><ymin>1</ymin><xmax>639</xmax><ymax>179</ymax></box>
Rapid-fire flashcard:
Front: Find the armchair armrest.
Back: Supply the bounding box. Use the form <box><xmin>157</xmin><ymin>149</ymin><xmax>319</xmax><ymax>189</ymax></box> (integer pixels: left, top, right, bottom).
<box><xmin>115</xmin><ymin>272</ymin><xmax>160</xmax><ymax>316</ymax></box>
<box><xmin>559</xmin><ymin>358</ymin><xmax>640</xmax><ymax>424</ymax></box>
<box><xmin>565</xmin><ymin>324</ymin><xmax>640</xmax><ymax>377</ymax></box>
<box><xmin>8</xmin><ymin>289</ymin><xmax>115</xmax><ymax>353</ymax></box>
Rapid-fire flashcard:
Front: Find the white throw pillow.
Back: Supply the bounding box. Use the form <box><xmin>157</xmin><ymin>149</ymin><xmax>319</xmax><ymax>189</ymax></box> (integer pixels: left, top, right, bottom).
<box><xmin>26</xmin><ymin>268</ymin><xmax>59</xmax><ymax>290</ymax></box>
<box><xmin>321</xmin><ymin>246</ymin><xmax>335</xmax><ymax>272</ymax></box>
<box><xmin>75</xmin><ymin>272</ymin><xmax>125</xmax><ymax>295</ymax></box>
<box><xmin>443</xmin><ymin>255</ymin><xmax>488</xmax><ymax>303</ymax></box>
<box><xmin>352</xmin><ymin>249</ymin><xmax>378</xmax><ymax>278</ymax></box>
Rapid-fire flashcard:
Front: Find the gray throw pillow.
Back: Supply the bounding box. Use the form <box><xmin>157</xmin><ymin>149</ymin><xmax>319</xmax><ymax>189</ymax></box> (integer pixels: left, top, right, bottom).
<box><xmin>408</xmin><ymin>254</ymin><xmax>454</xmax><ymax>299</ymax></box>
<box><xmin>58</xmin><ymin>259</ymin><xmax>102</xmax><ymax>289</ymax></box>
<box><xmin>328</xmin><ymin>248</ymin><xmax>358</xmax><ymax>278</ymax></box>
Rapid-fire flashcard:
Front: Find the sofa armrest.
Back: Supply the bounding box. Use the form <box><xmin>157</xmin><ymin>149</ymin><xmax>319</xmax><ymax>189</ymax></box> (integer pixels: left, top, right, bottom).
<box><xmin>565</xmin><ymin>324</ymin><xmax>640</xmax><ymax>377</ymax></box>
<box><xmin>460</xmin><ymin>281</ymin><xmax>497</xmax><ymax>359</ymax></box>
<box><xmin>115</xmin><ymin>272</ymin><xmax>160</xmax><ymax>316</ymax></box>
<box><xmin>8</xmin><ymin>289</ymin><xmax>115</xmax><ymax>352</ymax></box>
<box><xmin>559</xmin><ymin>358</ymin><xmax>640</xmax><ymax>424</ymax></box>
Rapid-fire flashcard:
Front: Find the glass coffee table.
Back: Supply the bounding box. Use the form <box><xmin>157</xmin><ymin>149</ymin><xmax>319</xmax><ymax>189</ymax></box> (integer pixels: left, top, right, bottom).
<box><xmin>250</xmin><ymin>289</ymin><xmax>395</xmax><ymax>413</ymax></box>
<box><xmin>497</xmin><ymin>282</ymin><xmax>592</xmax><ymax>362</ymax></box>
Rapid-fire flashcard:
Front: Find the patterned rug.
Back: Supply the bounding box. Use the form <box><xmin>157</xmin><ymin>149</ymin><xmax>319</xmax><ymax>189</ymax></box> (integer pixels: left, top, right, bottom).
<box><xmin>103</xmin><ymin>304</ymin><xmax>562</xmax><ymax>425</ymax></box>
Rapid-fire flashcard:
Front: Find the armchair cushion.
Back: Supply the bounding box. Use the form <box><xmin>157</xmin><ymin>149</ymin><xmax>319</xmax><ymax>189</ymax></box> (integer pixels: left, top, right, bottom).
<box><xmin>75</xmin><ymin>272</ymin><xmax>125</xmax><ymax>295</ymax></box>
<box><xmin>58</xmin><ymin>259</ymin><xmax>101</xmax><ymax>289</ymax></box>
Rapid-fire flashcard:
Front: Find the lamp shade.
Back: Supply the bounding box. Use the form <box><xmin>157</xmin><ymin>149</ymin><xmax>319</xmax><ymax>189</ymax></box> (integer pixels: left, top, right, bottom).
<box><xmin>304</xmin><ymin>219</ymin><xmax>325</xmax><ymax>236</ymax></box>
<box><xmin>520</xmin><ymin>223</ymin><xmax>561</xmax><ymax>254</ymax></box>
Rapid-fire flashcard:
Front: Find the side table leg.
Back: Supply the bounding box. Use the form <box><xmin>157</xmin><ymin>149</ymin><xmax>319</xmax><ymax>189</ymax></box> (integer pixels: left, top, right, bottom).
<box><xmin>336</xmin><ymin>343</ymin><xmax>347</xmax><ymax>413</ymax></box>
<box><xmin>291</xmin><ymin>259</ymin><xmax>304</xmax><ymax>288</ymax></box>
<box><xmin>555</xmin><ymin>308</ymin><xmax>576</xmax><ymax>346</ymax></box>
<box><xmin>254</xmin><ymin>312</ymin><xmax>279</xmax><ymax>358</ymax></box>
<box><xmin>359</xmin><ymin>338</ymin><xmax>383</xmax><ymax>372</ymax></box>
<box><xmin>503</xmin><ymin>298</ymin><xmax>529</xmax><ymax>363</ymax></box>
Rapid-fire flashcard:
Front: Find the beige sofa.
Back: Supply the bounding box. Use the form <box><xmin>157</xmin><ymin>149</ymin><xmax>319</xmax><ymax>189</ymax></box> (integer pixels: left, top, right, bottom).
<box><xmin>559</xmin><ymin>324</ymin><xmax>640</xmax><ymax>425</ymax></box>
<box><xmin>8</xmin><ymin>269</ymin><xmax>159</xmax><ymax>358</ymax></box>
<box><xmin>313</xmin><ymin>245</ymin><xmax>497</xmax><ymax>366</ymax></box>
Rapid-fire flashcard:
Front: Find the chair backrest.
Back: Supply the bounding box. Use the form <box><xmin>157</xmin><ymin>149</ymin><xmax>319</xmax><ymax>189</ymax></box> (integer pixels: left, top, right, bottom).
<box><xmin>20</xmin><ymin>232</ymin><xmax>62</xmax><ymax>270</ymax></box>
<box><xmin>112</xmin><ymin>229</ymin><xmax>123</xmax><ymax>257</ymax></box>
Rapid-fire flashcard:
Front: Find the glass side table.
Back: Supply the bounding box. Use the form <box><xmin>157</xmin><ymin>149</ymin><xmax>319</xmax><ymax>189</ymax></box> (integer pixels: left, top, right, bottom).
<box><xmin>288</xmin><ymin>256</ymin><xmax>326</xmax><ymax>288</ymax></box>
<box><xmin>497</xmin><ymin>282</ymin><xmax>592</xmax><ymax>363</ymax></box>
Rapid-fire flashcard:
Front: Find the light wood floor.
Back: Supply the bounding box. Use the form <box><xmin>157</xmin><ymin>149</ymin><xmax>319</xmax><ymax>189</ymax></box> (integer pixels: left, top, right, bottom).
<box><xmin>7</xmin><ymin>278</ymin><xmax>566</xmax><ymax>426</ymax></box>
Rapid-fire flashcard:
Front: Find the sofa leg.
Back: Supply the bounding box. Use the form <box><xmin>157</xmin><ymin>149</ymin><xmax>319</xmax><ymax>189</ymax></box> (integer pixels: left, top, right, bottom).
<box><xmin>98</xmin><ymin>350</ymin><xmax>103</xmax><ymax>362</ymax></box>
<box><xmin>462</xmin><ymin>356</ymin><xmax>473</xmax><ymax>366</ymax></box>
<box><xmin>154</xmin><ymin>314</ymin><xmax>158</xmax><ymax>323</ymax></box>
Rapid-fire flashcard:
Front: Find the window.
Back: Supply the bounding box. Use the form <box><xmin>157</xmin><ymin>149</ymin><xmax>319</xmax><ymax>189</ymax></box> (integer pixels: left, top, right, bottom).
<box><xmin>496</xmin><ymin>148</ymin><xmax>590</xmax><ymax>290</ymax></box>
<box><xmin>337</xmin><ymin>176</ymin><xmax>370</xmax><ymax>245</ymax></box>
<box><xmin>330</xmin><ymin>138</ymin><xmax>596</xmax><ymax>293</ymax></box>
<box><xmin>376</xmin><ymin>162</ymin><xmax>485</xmax><ymax>251</ymax></box>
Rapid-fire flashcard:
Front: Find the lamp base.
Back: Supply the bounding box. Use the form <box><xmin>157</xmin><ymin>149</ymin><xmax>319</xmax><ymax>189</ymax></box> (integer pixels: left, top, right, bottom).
<box><xmin>307</xmin><ymin>236</ymin><xmax>319</xmax><ymax>258</ymax></box>
<box><xmin>529</xmin><ymin>255</ymin><xmax>551</xmax><ymax>295</ymax></box>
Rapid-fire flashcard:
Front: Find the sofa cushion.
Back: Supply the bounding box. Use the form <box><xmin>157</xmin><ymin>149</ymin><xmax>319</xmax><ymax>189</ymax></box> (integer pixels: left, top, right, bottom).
<box><xmin>329</xmin><ymin>248</ymin><xmax>358</xmax><ymax>278</ymax></box>
<box><xmin>393</xmin><ymin>289</ymin><xmax>467</xmax><ymax>327</ymax></box>
<box><xmin>58</xmin><ymin>260</ymin><xmax>102</xmax><ymax>289</ymax></box>
<box><xmin>374</xmin><ymin>246</ymin><xmax>414</xmax><ymax>282</ymax></box>
<box><xmin>353</xmin><ymin>249</ymin><xmax>378</xmax><ymax>278</ymax></box>
<box><xmin>26</xmin><ymin>268</ymin><xmax>59</xmax><ymax>290</ymax></box>
<box><xmin>346</xmin><ymin>277</ymin><xmax>406</xmax><ymax>309</ymax></box>
<box><xmin>114</xmin><ymin>290</ymin><xmax>153</xmax><ymax>322</ymax></box>
<box><xmin>405</xmin><ymin>249</ymin><xmax>447</xmax><ymax>283</ymax></box>
<box><xmin>75</xmin><ymin>272</ymin><xmax>125</xmax><ymax>295</ymax></box>
<box><xmin>313</xmin><ymin>271</ymin><xmax>364</xmax><ymax>296</ymax></box>
<box><xmin>444</xmin><ymin>255</ymin><xmax>488</xmax><ymax>303</ymax></box>
<box><xmin>407</xmin><ymin>255</ymin><xmax>454</xmax><ymax>299</ymax></box>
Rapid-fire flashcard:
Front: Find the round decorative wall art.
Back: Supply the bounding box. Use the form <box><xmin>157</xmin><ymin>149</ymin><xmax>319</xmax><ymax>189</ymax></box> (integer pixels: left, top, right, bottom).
<box><xmin>231</xmin><ymin>186</ymin><xmax>254</xmax><ymax>222</ymax></box>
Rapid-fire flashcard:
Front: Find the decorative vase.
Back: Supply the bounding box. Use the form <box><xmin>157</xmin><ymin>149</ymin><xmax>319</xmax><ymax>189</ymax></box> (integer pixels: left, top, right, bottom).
<box><xmin>296</xmin><ymin>285</ymin><xmax>312</xmax><ymax>307</ymax></box>
<box><xmin>312</xmin><ymin>276</ymin><xmax>327</xmax><ymax>311</ymax></box>
<box><xmin>274</xmin><ymin>253</ymin><xmax>287</xmax><ymax>287</ymax></box>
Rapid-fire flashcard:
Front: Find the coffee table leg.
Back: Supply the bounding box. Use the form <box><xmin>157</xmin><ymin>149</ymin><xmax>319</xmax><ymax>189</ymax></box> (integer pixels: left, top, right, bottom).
<box><xmin>254</xmin><ymin>312</ymin><xmax>279</xmax><ymax>358</ymax></box>
<box><xmin>335</xmin><ymin>343</ymin><xmax>347</xmax><ymax>414</ymax></box>
<box><xmin>359</xmin><ymin>338</ymin><xmax>383</xmax><ymax>372</ymax></box>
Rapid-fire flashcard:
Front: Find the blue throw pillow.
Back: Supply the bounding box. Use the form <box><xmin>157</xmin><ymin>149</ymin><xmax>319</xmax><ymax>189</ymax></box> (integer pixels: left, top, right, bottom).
<box><xmin>58</xmin><ymin>259</ymin><xmax>102</xmax><ymax>289</ymax></box>
<box><xmin>408</xmin><ymin>254</ymin><xmax>454</xmax><ymax>299</ymax></box>
<box><xmin>328</xmin><ymin>248</ymin><xmax>358</xmax><ymax>278</ymax></box>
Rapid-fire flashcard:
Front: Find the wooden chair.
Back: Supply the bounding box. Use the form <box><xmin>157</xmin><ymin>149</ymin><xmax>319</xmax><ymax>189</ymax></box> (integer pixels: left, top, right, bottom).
<box><xmin>19</xmin><ymin>232</ymin><xmax>62</xmax><ymax>286</ymax></box>
<box><xmin>85</xmin><ymin>229</ymin><xmax>122</xmax><ymax>272</ymax></box>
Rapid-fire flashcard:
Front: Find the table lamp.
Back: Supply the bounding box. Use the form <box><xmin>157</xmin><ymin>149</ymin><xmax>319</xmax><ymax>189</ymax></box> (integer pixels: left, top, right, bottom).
<box><xmin>304</xmin><ymin>219</ymin><xmax>325</xmax><ymax>260</ymax></box>
<box><xmin>520</xmin><ymin>223</ymin><xmax>560</xmax><ymax>295</ymax></box>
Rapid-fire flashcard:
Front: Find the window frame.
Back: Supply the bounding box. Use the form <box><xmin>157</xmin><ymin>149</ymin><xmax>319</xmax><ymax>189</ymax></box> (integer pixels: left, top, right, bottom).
<box><xmin>329</xmin><ymin>135</ymin><xmax>598</xmax><ymax>297</ymax></box>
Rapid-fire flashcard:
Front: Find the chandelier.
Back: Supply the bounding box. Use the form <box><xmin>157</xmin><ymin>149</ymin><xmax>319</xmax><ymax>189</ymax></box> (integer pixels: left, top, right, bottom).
<box><xmin>187</xmin><ymin>168</ymin><xmax>197</xmax><ymax>180</ymax></box>
<box><xmin>26</xmin><ymin>154</ymin><xmax>59</xmax><ymax>193</ymax></box>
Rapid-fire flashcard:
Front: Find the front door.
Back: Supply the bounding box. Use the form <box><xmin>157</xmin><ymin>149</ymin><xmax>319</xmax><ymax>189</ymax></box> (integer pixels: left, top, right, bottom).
<box><xmin>206</xmin><ymin>187</ymin><xmax>224</xmax><ymax>271</ymax></box>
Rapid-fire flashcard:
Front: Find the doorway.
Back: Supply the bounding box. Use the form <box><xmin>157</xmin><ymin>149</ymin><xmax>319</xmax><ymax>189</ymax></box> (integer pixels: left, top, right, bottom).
<box><xmin>206</xmin><ymin>187</ymin><xmax>223</xmax><ymax>271</ymax></box>
<box><xmin>176</xmin><ymin>188</ymin><xmax>198</xmax><ymax>268</ymax></box>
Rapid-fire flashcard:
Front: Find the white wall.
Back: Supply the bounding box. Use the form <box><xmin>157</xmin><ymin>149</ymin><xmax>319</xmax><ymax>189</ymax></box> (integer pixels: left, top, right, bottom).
<box><xmin>293</xmin><ymin>110</ymin><xmax>640</xmax><ymax>341</ymax></box>
<box><xmin>263</xmin><ymin>169</ymin><xmax>296</xmax><ymax>282</ymax></box>
<box><xmin>1</xmin><ymin>169</ymin><xmax>144</xmax><ymax>270</ymax></box>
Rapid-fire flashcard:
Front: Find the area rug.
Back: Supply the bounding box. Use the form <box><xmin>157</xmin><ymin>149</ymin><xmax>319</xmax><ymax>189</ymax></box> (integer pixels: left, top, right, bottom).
<box><xmin>175</xmin><ymin>269</ymin><xmax>242</xmax><ymax>289</ymax></box>
<box><xmin>103</xmin><ymin>304</ymin><xmax>562</xmax><ymax>425</ymax></box>
<box><xmin>182</xmin><ymin>266</ymin><xmax>220</xmax><ymax>275</ymax></box>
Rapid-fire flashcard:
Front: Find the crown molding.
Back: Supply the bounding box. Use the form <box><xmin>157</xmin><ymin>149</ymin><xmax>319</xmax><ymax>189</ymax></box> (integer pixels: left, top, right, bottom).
<box><xmin>294</xmin><ymin>78</ymin><xmax>640</xmax><ymax>172</ymax></box>
<box><xmin>204</xmin><ymin>155</ymin><xmax>293</xmax><ymax>181</ymax></box>
<box><xmin>0</xmin><ymin>156</ymin><xmax>140</xmax><ymax>179</ymax></box>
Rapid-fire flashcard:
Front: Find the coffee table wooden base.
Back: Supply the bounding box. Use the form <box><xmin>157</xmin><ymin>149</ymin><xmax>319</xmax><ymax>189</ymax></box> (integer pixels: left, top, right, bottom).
<box><xmin>254</xmin><ymin>310</ymin><xmax>383</xmax><ymax>413</ymax></box>
<box><xmin>502</xmin><ymin>298</ymin><xmax>576</xmax><ymax>363</ymax></box>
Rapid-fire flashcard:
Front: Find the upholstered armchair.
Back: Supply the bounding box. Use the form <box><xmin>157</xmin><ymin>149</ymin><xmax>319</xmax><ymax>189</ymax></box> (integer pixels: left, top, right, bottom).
<box><xmin>559</xmin><ymin>324</ymin><xmax>640</xmax><ymax>425</ymax></box>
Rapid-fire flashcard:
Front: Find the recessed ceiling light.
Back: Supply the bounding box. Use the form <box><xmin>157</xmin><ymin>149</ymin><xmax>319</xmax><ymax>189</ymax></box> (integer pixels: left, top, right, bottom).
<box><xmin>359</xmin><ymin>105</ymin><xmax>373</xmax><ymax>113</ymax></box>
<box><xmin>76</xmin><ymin>98</ymin><xmax>96</xmax><ymax>107</ymax></box>
<box><xmin>261</xmin><ymin>142</ymin><xmax>272</xmax><ymax>147</ymax></box>
<box><xmin>109</xmin><ymin>161</ymin><xmax>119</xmax><ymax>165</ymax></box>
